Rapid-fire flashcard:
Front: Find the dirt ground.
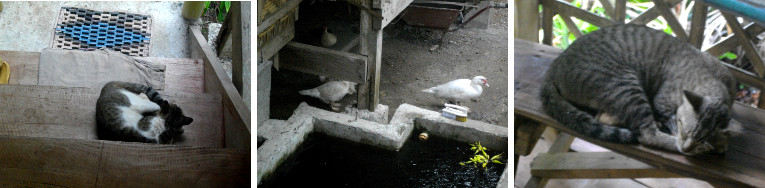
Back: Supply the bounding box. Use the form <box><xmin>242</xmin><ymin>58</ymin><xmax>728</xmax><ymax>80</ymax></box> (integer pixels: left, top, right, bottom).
<box><xmin>270</xmin><ymin>0</ymin><xmax>508</xmax><ymax>127</ymax></box>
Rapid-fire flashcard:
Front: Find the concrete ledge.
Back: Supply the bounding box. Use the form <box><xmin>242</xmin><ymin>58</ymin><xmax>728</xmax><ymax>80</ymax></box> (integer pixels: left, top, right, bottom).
<box><xmin>256</xmin><ymin>102</ymin><xmax>508</xmax><ymax>185</ymax></box>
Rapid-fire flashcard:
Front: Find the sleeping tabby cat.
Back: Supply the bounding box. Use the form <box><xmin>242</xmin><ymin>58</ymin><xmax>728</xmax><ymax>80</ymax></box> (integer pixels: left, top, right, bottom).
<box><xmin>96</xmin><ymin>81</ymin><xmax>193</xmax><ymax>144</ymax></box>
<box><xmin>540</xmin><ymin>24</ymin><xmax>742</xmax><ymax>155</ymax></box>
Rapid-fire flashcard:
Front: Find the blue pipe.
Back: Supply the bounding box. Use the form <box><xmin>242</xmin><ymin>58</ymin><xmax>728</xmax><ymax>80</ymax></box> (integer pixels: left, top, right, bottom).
<box><xmin>697</xmin><ymin>0</ymin><xmax>765</xmax><ymax>26</ymax></box>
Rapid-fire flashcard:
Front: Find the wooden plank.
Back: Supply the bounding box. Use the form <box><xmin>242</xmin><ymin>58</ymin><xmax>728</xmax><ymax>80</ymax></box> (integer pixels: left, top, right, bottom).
<box><xmin>629</xmin><ymin>0</ymin><xmax>682</xmax><ymax>25</ymax></box>
<box><xmin>513</xmin><ymin>39</ymin><xmax>765</xmax><ymax>187</ymax></box>
<box><xmin>689</xmin><ymin>1</ymin><xmax>708</xmax><ymax>48</ymax></box>
<box><xmin>597</xmin><ymin>0</ymin><xmax>615</xmax><ymax>19</ymax></box>
<box><xmin>381</xmin><ymin>0</ymin><xmax>415</xmax><ymax>28</ymax></box>
<box><xmin>652</xmin><ymin>0</ymin><xmax>688</xmax><ymax>40</ymax></box>
<box><xmin>552</xmin><ymin>0</ymin><xmax>617</xmax><ymax>28</ymax></box>
<box><xmin>189</xmin><ymin>26</ymin><xmax>251</xmax><ymax>149</ymax></box>
<box><xmin>559</xmin><ymin>13</ymin><xmax>584</xmax><ymax>38</ymax></box>
<box><xmin>515</xmin><ymin>116</ymin><xmax>547</xmax><ymax>156</ymax></box>
<box><xmin>524</xmin><ymin>133</ymin><xmax>575</xmax><ymax>188</ymax></box>
<box><xmin>358</xmin><ymin>0</ymin><xmax>383</xmax><ymax>111</ymax></box>
<box><xmin>515</xmin><ymin>0</ymin><xmax>540</xmax><ymax>41</ymax></box>
<box><xmin>231</xmin><ymin>1</ymin><xmax>252</xmax><ymax>110</ymax></box>
<box><xmin>278</xmin><ymin>42</ymin><xmax>367</xmax><ymax>83</ymax></box>
<box><xmin>257</xmin><ymin>0</ymin><xmax>300</xmax><ymax>34</ymax></box>
<box><xmin>0</xmin><ymin>84</ymin><xmax>223</xmax><ymax>148</ymax></box>
<box><xmin>0</xmin><ymin>136</ymin><xmax>249</xmax><ymax>187</ymax></box>
<box><xmin>0</xmin><ymin>50</ymin><xmax>39</xmax><ymax>85</ymax></box>
<box><xmin>135</xmin><ymin>57</ymin><xmax>205</xmax><ymax>93</ymax></box>
<box><xmin>531</xmin><ymin>152</ymin><xmax>683</xmax><ymax>179</ymax></box>
<box><xmin>703</xmin><ymin>23</ymin><xmax>765</xmax><ymax>56</ymax></box>
<box><xmin>723</xmin><ymin>12</ymin><xmax>765</xmax><ymax>77</ymax></box>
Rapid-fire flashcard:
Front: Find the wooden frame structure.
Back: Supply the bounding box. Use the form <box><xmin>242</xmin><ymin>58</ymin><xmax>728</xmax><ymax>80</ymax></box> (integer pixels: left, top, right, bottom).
<box><xmin>0</xmin><ymin>23</ymin><xmax>251</xmax><ymax>186</ymax></box>
<box><xmin>515</xmin><ymin>0</ymin><xmax>765</xmax><ymax>187</ymax></box>
<box><xmin>257</xmin><ymin>0</ymin><xmax>414</xmax><ymax>115</ymax></box>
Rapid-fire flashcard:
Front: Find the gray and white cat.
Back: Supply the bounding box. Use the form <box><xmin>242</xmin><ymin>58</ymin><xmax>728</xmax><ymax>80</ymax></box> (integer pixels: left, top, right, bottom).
<box><xmin>96</xmin><ymin>81</ymin><xmax>193</xmax><ymax>144</ymax></box>
<box><xmin>540</xmin><ymin>24</ymin><xmax>742</xmax><ymax>155</ymax></box>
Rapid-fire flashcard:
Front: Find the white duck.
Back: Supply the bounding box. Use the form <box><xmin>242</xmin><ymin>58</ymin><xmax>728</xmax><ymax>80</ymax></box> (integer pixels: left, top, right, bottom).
<box><xmin>422</xmin><ymin>76</ymin><xmax>489</xmax><ymax>105</ymax></box>
<box><xmin>321</xmin><ymin>26</ymin><xmax>337</xmax><ymax>47</ymax></box>
<box><xmin>299</xmin><ymin>80</ymin><xmax>357</xmax><ymax>111</ymax></box>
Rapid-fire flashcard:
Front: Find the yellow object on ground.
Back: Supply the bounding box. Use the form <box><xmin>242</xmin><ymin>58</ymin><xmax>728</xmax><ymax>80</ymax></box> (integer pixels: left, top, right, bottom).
<box><xmin>0</xmin><ymin>59</ymin><xmax>9</xmax><ymax>84</ymax></box>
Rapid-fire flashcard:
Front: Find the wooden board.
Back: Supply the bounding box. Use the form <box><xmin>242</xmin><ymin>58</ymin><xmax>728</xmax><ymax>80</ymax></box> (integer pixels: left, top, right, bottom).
<box><xmin>0</xmin><ymin>84</ymin><xmax>223</xmax><ymax>148</ymax></box>
<box><xmin>531</xmin><ymin>152</ymin><xmax>683</xmax><ymax>179</ymax></box>
<box><xmin>135</xmin><ymin>57</ymin><xmax>205</xmax><ymax>93</ymax></box>
<box><xmin>189</xmin><ymin>26</ymin><xmax>251</xmax><ymax>149</ymax></box>
<box><xmin>514</xmin><ymin>39</ymin><xmax>765</xmax><ymax>187</ymax></box>
<box><xmin>0</xmin><ymin>135</ymin><xmax>249</xmax><ymax>187</ymax></box>
<box><xmin>0</xmin><ymin>50</ymin><xmax>39</xmax><ymax>85</ymax></box>
<box><xmin>381</xmin><ymin>0</ymin><xmax>415</xmax><ymax>29</ymax></box>
<box><xmin>279</xmin><ymin>42</ymin><xmax>368</xmax><ymax>83</ymax></box>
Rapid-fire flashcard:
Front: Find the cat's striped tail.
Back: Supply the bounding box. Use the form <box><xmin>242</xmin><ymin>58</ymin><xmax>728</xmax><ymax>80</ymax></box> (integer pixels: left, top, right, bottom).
<box><xmin>539</xmin><ymin>82</ymin><xmax>638</xmax><ymax>144</ymax></box>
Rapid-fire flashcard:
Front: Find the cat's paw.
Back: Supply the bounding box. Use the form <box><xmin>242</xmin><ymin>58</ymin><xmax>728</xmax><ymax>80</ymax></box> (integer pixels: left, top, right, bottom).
<box><xmin>138</xmin><ymin>93</ymin><xmax>149</xmax><ymax>100</ymax></box>
<box><xmin>679</xmin><ymin>143</ymin><xmax>714</xmax><ymax>155</ymax></box>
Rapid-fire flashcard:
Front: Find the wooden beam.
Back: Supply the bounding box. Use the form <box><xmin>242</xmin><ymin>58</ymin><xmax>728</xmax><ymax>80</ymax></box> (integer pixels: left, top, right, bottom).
<box><xmin>380</xmin><ymin>0</ymin><xmax>414</xmax><ymax>28</ymax></box>
<box><xmin>542</xmin><ymin>0</ymin><xmax>555</xmax><ymax>45</ymax></box>
<box><xmin>703</xmin><ymin>23</ymin><xmax>765</xmax><ymax>56</ymax></box>
<box><xmin>597</xmin><ymin>0</ymin><xmax>615</xmax><ymax>19</ymax></box>
<box><xmin>524</xmin><ymin>133</ymin><xmax>575</xmax><ymax>188</ymax></box>
<box><xmin>723</xmin><ymin>12</ymin><xmax>765</xmax><ymax>77</ymax></box>
<box><xmin>257</xmin><ymin>0</ymin><xmax>300</xmax><ymax>34</ymax></box>
<box><xmin>629</xmin><ymin>0</ymin><xmax>682</xmax><ymax>25</ymax></box>
<box><xmin>689</xmin><ymin>1</ymin><xmax>708</xmax><ymax>48</ymax></box>
<box><xmin>552</xmin><ymin>0</ymin><xmax>618</xmax><ymax>27</ymax></box>
<box><xmin>531</xmin><ymin>152</ymin><xmax>684</xmax><ymax>179</ymax></box>
<box><xmin>515</xmin><ymin>116</ymin><xmax>547</xmax><ymax>156</ymax></box>
<box><xmin>278</xmin><ymin>42</ymin><xmax>368</xmax><ymax>83</ymax></box>
<box><xmin>0</xmin><ymin>135</ymin><xmax>249</xmax><ymax>187</ymax></box>
<box><xmin>559</xmin><ymin>13</ymin><xmax>584</xmax><ymax>38</ymax></box>
<box><xmin>189</xmin><ymin>26</ymin><xmax>251</xmax><ymax>149</ymax></box>
<box><xmin>358</xmin><ymin>0</ymin><xmax>383</xmax><ymax>111</ymax></box>
<box><xmin>231</xmin><ymin>1</ymin><xmax>251</xmax><ymax>105</ymax></box>
<box><xmin>652</xmin><ymin>0</ymin><xmax>688</xmax><ymax>40</ymax></box>
<box><xmin>614</xmin><ymin>0</ymin><xmax>626</xmax><ymax>23</ymax></box>
<box><xmin>0</xmin><ymin>84</ymin><xmax>224</xmax><ymax>148</ymax></box>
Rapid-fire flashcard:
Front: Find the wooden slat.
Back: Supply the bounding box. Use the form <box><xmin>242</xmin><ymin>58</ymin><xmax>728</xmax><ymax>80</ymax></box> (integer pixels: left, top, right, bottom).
<box><xmin>524</xmin><ymin>133</ymin><xmax>575</xmax><ymax>188</ymax></box>
<box><xmin>0</xmin><ymin>136</ymin><xmax>249</xmax><ymax>187</ymax></box>
<box><xmin>257</xmin><ymin>0</ymin><xmax>300</xmax><ymax>34</ymax></box>
<box><xmin>629</xmin><ymin>0</ymin><xmax>682</xmax><ymax>25</ymax></box>
<box><xmin>559</xmin><ymin>12</ymin><xmax>583</xmax><ymax>38</ymax></box>
<box><xmin>551</xmin><ymin>0</ymin><xmax>618</xmax><ymax>28</ymax></box>
<box><xmin>722</xmin><ymin>12</ymin><xmax>765</xmax><ymax>77</ymax></box>
<box><xmin>513</xmin><ymin>39</ymin><xmax>765</xmax><ymax>187</ymax></box>
<box><xmin>689</xmin><ymin>1</ymin><xmax>708</xmax><ymax>48</ymax></box>
<box><xmin>515</xmin><ymin>116</ymin><xmax>547</xmax><ymax>156</ymax></box>
<box><xmin>278</xmin><ymin>42</ymin><xmax>367</xmax><ymax>83</ymax></box>
<box><xmin>703</xmin><ymin>23</ymin><xmax>765</xmax><ymax>56</ymax></box>
<box><xmin>189</xmin><ymin>26</ymin><xmax>252</xmax><ymax>149</ymax></box>
<box><xmin>231</xmin><ymin>1</ymin><xmax>251</xmax><ymax>99</ymax></box>
<box><xmin>380</xmin><ymin>0</ymin><xmax>414</xmax><ymax>28</ymax></box>
<box><xmin>597</xmin><ymin>0</ymin><xmax>615</xmax><ymax>19</ymax></box>
<box><xmin>0</xmin><ymin>50</ymin><xmax>39</xmax><ymax>85</ymax></box>
<box><xmin>515</xmin><ymin>0</ymin><xmax>540</xmax><ymax>41</ymax></box>
<box><xmin>531</xmin><ymin>152</ymin><xmax>683</xmax><ymax>179</ymax></box>
<box><xmin>542</xmin><ymin>0</ymin><xmax>555</xmax><ymax>45</ymax></box>
<box><xmin>0</xmin><ymin>84</ymin><xmax>223</xmax><ymax>148</ymax></box>
<box><xmin>652</xmin><ymin>0</ymin><xmax>688</xmax><ymax>40</ymax></box>
<box><xmin>614</xmin><ymin>0</ymin><xmax>626</xmax><ymax>23</ymax></box>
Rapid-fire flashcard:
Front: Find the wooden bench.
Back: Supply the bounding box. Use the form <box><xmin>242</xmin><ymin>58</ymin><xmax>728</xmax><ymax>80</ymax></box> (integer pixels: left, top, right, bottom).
<box><xmin>515</xmin><ymin>39</ymin><xmax>765</xmax><ymax>187</ymax></box>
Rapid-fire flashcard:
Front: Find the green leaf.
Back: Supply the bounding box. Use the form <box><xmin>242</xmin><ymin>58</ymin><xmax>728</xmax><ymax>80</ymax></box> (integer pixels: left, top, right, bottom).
<box><xmin>720</xmin><ymin>52</ymin><xmax>738</xmax><ymax>60</ymax></box>
<box><xmin>492</xmin><ymin>160</ymin><xmax>503</xmax><ymax>164</ymax></box>
<box><xmin>482</xmin><ymin>162</ymin><xmax>488</xmax><ymax>168</ymax></box>
<box><xmin>459</xmin><ymin>162</ymin><xmax>465</xmax><ymax>166</ymax></box>
<box><xmin>224</xmin><ymin>1</ymin><xmax>231</xmax><ymax>12</ymax></box>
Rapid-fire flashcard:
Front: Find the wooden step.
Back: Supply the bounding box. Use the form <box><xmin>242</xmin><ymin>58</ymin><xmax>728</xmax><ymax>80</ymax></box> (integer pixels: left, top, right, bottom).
<box><xmin>0</xmin><ymin>84</ymin><xmax>223</xmax><ymax>148</ymax></box>
<box><xmin>0</xmin><ymin>135</ymin><xmax>249</xmax><ymax>187</ymax></box>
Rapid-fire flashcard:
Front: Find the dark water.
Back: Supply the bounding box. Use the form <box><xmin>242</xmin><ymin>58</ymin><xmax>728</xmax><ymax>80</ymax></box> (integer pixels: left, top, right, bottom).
<box><xmin>259</xmin><ymin>130</ymin><xmax>507</xmax><ymax>187</ymax></box>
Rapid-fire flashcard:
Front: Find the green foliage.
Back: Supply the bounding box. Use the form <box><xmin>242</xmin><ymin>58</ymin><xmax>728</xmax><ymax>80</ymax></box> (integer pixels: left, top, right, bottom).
<box><xmin>203</xmin><ymin>1</ymin><xmax>231</xmax><ymax>23</ymax></box>
<box><xmin>720</xmin><ymin>52</ymin><xmax>738</xmax><ymax>60</ymax></box>
<box><xmin>459</xmin><ymin>142</ymin><xmax>503</xmax><ymax>169</ymax></box>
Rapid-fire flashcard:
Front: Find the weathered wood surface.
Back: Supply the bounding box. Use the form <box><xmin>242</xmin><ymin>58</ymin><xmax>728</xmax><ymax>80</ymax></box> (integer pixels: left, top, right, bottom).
<box><xmin>524</xmin><ymin>133</ymin><xmax>575</xmax><ymax>188</ymax></box>
<box><xmin>515</xmin><ymin>39</ymin><xmax>765</xmax><ymax>187</ymax></box>
<box><xmin>380</xmin><ymin>0</ymin><xmax>414</xmax><ymax>29</ymax></box>
<box><xmin>515</xmin><ymin>116</ymin><xmax>547</xmax><ymax>156</ymax></box>
<box><xmin>703</xmin><ymin>23</ymin><xmax>765</xmax><ymax>57</ymax></box>
<box><xmin>628</xmin><ymin>0</ymin><xmax>682</xmax><ymax>25</ymax></box>
<box><xmin>0</xmin><ymin>135</ymin><xmax>249</xmax><ymax>187</ymax></box>
<box><xmin>135</xmin><ymin>57</ymin><xmax>205</xmax><ymax>93</ymax></box>
<box><xmin>190</xmin><ymin>26</ymin><xmax>251</xmax><ymax>149</ymax></box>
<box><xmin>652</xmin><ymin>0</ymin><xmax>688</xmax><ymax>40</ymax></box>
<box><xmin>547</xmin><ymin>0</ymin><xmax>617</xmax><ymax>28</ymax></box>
<box><xmin>531</xmin><ymin>152</ymin><xmax>683</xmax><ymax>179</ymax></box>
<box><xmin>278</xmin><ymin>42</ymin><xmax>368</xmax><ymax>83</ymax></box>
<box><xmin>0</xmin><ymin>50</ymin><xmax>39</xmax><ymax>85</ymax></box>
<box><xmin>688</xmin><ymin>1</ymin><xmax>708</xmax><ymax>48</ymax></box>
<box><xmin>515</xmin><ymin>0</ymin><xmax>539</xmax><ymax>41</ymax></box>
<box><xmin>0</xmin><ymin>84</ymin><xmax>223</xmax><ymax>148</ymax></box>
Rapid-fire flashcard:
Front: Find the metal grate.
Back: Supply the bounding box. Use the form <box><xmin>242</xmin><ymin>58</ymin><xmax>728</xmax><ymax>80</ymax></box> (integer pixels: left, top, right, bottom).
<box><xmin>52</xmin><ymin>7</ymin><xmax>152</xmax><ymax>57</ymax></box>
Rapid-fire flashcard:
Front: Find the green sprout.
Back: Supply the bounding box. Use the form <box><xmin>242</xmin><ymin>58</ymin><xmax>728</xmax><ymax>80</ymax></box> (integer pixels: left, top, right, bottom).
<box><xmin>459</xmin><ymin>142</ymin><xmax>503</xmax><ymax>169</ymax></box>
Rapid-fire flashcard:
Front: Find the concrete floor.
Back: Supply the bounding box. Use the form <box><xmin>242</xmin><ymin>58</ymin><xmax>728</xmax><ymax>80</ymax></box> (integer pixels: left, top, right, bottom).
<box><xmin>0</xmin><ymin>1</ymin><xmax>193</xmax><ymax>58</ymax></box>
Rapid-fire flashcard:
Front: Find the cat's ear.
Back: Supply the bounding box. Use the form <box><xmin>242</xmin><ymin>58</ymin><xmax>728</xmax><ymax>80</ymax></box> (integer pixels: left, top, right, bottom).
<box><xmin>683</xmin><ymin>90</ymin><xmax>705</xmax><ymax>111</ymax></box>
<box><xmin>723</xmin><ymin>119</ymin><xmax>744</xmax><ymax>137</ymax></box>
<box><xmin>160</xmin><ymin>101</ymin><xmax>170</xmax><ymax>113</ymax></box>
<box><xmin>183</xmin><ymin>117</ymin><xmax>194</xmax><ymax>125</ymax></box>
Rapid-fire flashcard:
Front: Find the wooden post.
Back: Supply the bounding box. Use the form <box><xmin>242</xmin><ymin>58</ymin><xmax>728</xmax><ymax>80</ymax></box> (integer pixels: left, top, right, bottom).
<box><xmin>524</xmin><ymin>133</ymin><xmax>575</xmax><ymax>188</ymax></box>
<box><xmin>614</xmin><ymin>0</ymin><xmax>626</xmax><ymax>23</ymax></box>
<box><xmin>541</xmin><ymin>0</ymin><xmax>554</xmax><ymax>45</ymax></box>
<box><xmin>231</xmin><ymin>1</ymin><xmax>250</xmax><ymax>99</ymax></box>
<box><xmin>358</xmin><ymin>0</ymin><xmax>383</xmax><ymax>111</ymax></box>
<box><xmin>514</xmin><ymin>0</ymin><xmax>539</xmax><ymax>41</ymax></box>
<box><xmin>689</xmin><ymin>1</ymin><xmax>708</xmax><ymax>48</ymax></box>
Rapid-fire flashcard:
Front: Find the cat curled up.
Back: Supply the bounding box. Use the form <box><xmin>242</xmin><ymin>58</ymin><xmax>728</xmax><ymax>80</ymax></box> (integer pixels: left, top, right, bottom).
<box><xmin>96</xmin><ymin>81</ymin><xmax>193</xmax><ymax>144</ymax></box>
<box><xmin>540</xmin><ymin>24</ymin><xmax>742</xmax><ymax>155</ymax></box>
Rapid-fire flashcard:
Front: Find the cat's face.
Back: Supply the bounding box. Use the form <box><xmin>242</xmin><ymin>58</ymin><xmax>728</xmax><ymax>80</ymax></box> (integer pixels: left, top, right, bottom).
<box><xmin>159</xmin><ymin>101</ymin><xmax>194</xmax><ymax>128</ymax></box>
<box><xmin>675</xmin><ymin>90</ymin><xmax>741</xmax><ymax>154</ymax></box>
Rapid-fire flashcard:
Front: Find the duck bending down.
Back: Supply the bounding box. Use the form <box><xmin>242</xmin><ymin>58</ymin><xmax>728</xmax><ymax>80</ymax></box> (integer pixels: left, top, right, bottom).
<box><xmin>299</xmin><ymin>80</ymin><xmax>357</xmax><ymax>111</ymax></box>
<box><xmin>422</xmin><ymin>76</ymin><xmax>489</xmax><ymax>105</ymax></box>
